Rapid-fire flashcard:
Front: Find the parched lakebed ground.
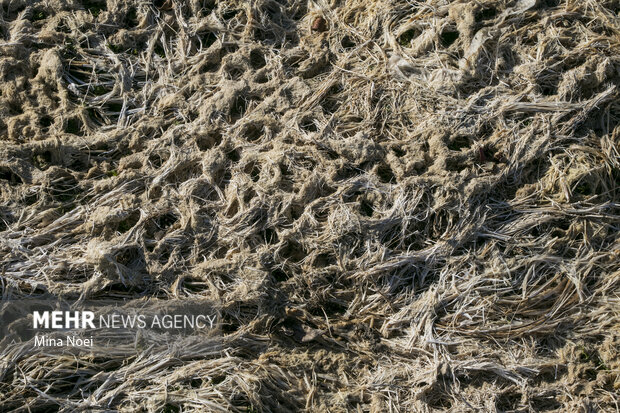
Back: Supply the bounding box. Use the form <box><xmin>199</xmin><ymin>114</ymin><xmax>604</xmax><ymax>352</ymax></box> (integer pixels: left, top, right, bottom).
<box><xmin>0</xmin><ymin>0</ymin><xmax>619</xmax><ymax>411</ymax></box>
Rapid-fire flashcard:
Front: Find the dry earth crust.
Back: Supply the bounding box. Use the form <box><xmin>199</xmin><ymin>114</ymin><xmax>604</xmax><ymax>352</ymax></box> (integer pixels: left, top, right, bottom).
<box><xmin>1</xmin><ymin>0</ymin><xmax>620</xmax><ymax>411</ymax></box>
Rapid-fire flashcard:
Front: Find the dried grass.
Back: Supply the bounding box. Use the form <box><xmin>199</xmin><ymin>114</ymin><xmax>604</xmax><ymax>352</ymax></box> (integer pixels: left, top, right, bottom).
<box><xmin>1</xmin><ymin>0</ymin><xmax>619</xmax><ymax>411</ymax></box>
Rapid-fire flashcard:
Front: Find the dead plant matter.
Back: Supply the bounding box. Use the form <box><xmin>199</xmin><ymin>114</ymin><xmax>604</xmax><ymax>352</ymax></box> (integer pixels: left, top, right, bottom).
<box><xmin>0</xmin><ymin>0</ymin><xmax>619</xmax><ymax>411</ymax></box>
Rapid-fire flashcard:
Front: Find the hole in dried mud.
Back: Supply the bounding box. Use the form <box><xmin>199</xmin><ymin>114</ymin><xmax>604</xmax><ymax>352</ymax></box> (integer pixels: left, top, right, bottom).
<box><xmin>51</xmin><ymin>18</ymin><xmax>68</xmax><ymax>33</ymax></box>
<box><xmin>271</xmin><ymin>268</ymin><xmax>291</xmax><ymax>282</ymax></box>
<box><xmin>155</xmin><ymin>213</ymin><xmax>178</xmax><ymax>230</ymax></box>
<box><xmin>477</xmin><ymin>145</ymin><xmax>500</xmax><ymax>164</ymax></box>
<box><xmin>299</xmin><ymin>117</ymin><xmax>318</xmax><ymax>132</ymax></box>
<box><xmin>225</xmin><ymin>65</ymin><xmax>245</xmax><ymax>81</ymax></box>
<box><xmin>377</xmin><ymin>163</ymin><xmax>396</xmax><ymax>184</ymax></box>
<box><xmin>226</xmin><ymin>148</ymin><xmax>241</xmax><ymax>162</ymax></box>
<box><xmin>220</xmin><ymin>44</ymin><xmax>239</xmax><ymax>57</ymax></box>
<box><xmin>254</xmin><ymin>70</ymin><xmax>269</xmax><ymax>83</ymax></box>
<box><xmin>78</xmin><ymin>36</ymin><xmax>99</xmax><ymax>49</ymax></box>
<box><xmin>201</xmin><ymin>60</ymin><xmax>220</xmax><ymax>73</ymax></box>
<box><xmin>321</xmin><ymin>84</ymin><xmax>344</xmax><ymax>114</ymax></box>
<box><xmin>225</xmin><ymin>198</ymin><xmax>238</xmax><ymax>217</ymax></box>
<box><xmin>392</xmin><ymin>146</ymin><xmax>406</xmax><ymax>157</ymax></box>
<box><xmin>147</xmin><ymin>183</ymin><xmax>166</xmax><ymax>200</ymax></box>
<box><xmin>188</xmin><ymin>378</ymin><xmax>202</xmax><ymax>388</ymax></box>
<box><xmin>23</xmin><ymin>191</ymin><xmax>39</xmax><ymax>205</ymax></box>
<box><xmin>50</xmin><ymin>174</ymin><xmax>79</xmax><ymax>203</ymax></box>
<box><xmin>312</xmin><ymin>205</ymin><xmax>329</xmax><ymax>222</ymax></box>
<box><xmin>430</xmin><ymin>210</ymin><xmax>458</xmax><ymax>238</ymax></box>
<box><xmin>181</xmin><ymin>277</ymin><xmax>209</xmax><ymax>294</ymax></box>
<box><xmin>163</xmin><ymin>403</ymin><xmax>180</xmax><ymax>413</ymax></box>
<box><xmin>476</xmin><ymin>7</ymin><xmax>497</xmax><ymax>21</ymax></box>
<box><xmin>220</xmin><ymin>313</ymin><xmax>241</xmax><ymax>333</ymax></box>
<box><xmin>280</xmin><ymin>240</ymin><xmax>305</xmax><ymax>263</ymax></box>
<box><xmin>115</xmin><ymin>246</ymin><xmax>144</xmax><ymax>268</ymax></box>
<box><xmin>210</xmin><ymin>375</ymin><xmax>226</xmax><ymax>385</ymax></box>
<box><xmin>398</xmin><ymin>28</ymin><xmax>421</xmax><ymax>47</ymax></box>
<box><xmin>198</xmin><ymin>31</ymin><xmax>217</xmax><ymax>49</ymax></box>
<box><xmin>65</xmin><ymin>118</ymin><xmax>84</xmax><ymax>136</ymax></box>
<box><xmin>446</xmin><ymin>157</ymin><xmax>467</xmax><ymax>172</ymax></box>
<box><xmin>31</xmin><ymin>9</ymin><xmax>47</xmax><ymax>22</ymax></box>
<box><xmin>341</xmin><ymin>35</ymin><xmax>356</xmax><ymax>49</ymax></box>
<box><xmin>0</xmin><ymin>214</ymin><xmax>10</xmax><ymax>231</ymax></box>
<box><xmin>537</xmin><ymin>365</ymin><xmax>568</xmax><ymax>383</ymax></box>
<box><xmin>197</xmin><ymin>131</ymin><xmax>222</xmax><ymax>150</ymax></box>
<box><xmin>166</xmin><ymin>161</ymin><xmax>202</xmax><ymax>184</ymax></box>
<box><xmin>279</xmin><ymin>162</ymin><xmax>292</xmax><ymax>177</ymax></box>
<box><xmin>190</xmin><ymin>179</ymin><xmax>220</xmax><ymax>202</ymax></box>
<box><xmin>253</xmin><ymin>28</ymin><xmax>276</xmax><ymax>45</ymax></box>
<box><xmin>288</xmin><ymin>1</ymin><xmax>307</xmax><ymax>19</ymax></box>
<box><xmin>107</xmin><ymin>43</ymin><xmax>124</xmax><ymax>54</ymax></box>
<box><xmin>0</xmin><ymin>167</ymin><xmax>22</xmax><ymax>185</ymax></box>
<box><xmin>242</xmin><ymin>188</ymin><xmax>256</xmax><ymax>204</ymax></box>
<box><xmin>243</xmin><ymin>123</ymin><xmax>263</xmax><ymax>142</ymax></box>
<box><xmin>249</xmin><ymin>49</ymin><xmax>267</xmax><ymax>69</ymax></box>
<box><xmin>538</xmin><ymin>69</ymin><xmax>560</xmax><ymax>96</ymax></box>
<box><xmin>8</xmin><ymin>101</ymin><xmax>22</xmax><ymax>115</ymax></box>
<box><xmin>107</xmin><ymin>102</ymin><xmax>123</xmax><ymax>114</ymax></box>
<box><xmin>426</xmin><ymin>392</ymin><xmax>452</xmax><ymax>409</ymax></box>
<box><xmin>536</xmin><ymin>0</ymin><xmax>561</xmax><ymax>9</ymax></box>
<box><xmin>289</xmin><ymin>204</ymin><xmax>304</xmax><ymax>221</ymax></box>
<box><xmin>440</xmin><ymin>29</ymin><xmax>459</xmax><ymax>47</ymax></box>
<box><xmin>335</xmin><ymin>165</ymin><xmax>363</xmax><ymax>181</ymax></box>
<box><xmin>67</xmin><ymin>154</ymin><xmax>89</xmax><ymax>172</ymax></box>
<box><xmin>2</xmin><ymin>5</ymin><xmax>25</xmax><ymax>22</ymax></box>
<box><xmin>149</xmin><ymin>152</ymin><xmax>169</xmax><ymax>168</ymax></box>
<box><xmin>200</xmin><ymin>0</ymin><xmax>216</xmax><ymax>15</ymax></box>
<box><xmin>244</xmin><ymin>161</ymin><xmax>261</xmax><ymax>182</ymax></box>
<box><xmin>313</xmin><ymin>253</ymin><xmax>335</xmax><ymax>268</ymax></box>
<box><xmin>152</xmin><ymin>42</ymin><xmax>167</xmax><ymax>58</ymax></box>
<box><xmin>447</xmin><ymin>135</ymin><xmax>471</xmax><ymax>151</ymax></box>
<box><xmin>86</xmin><ymin>108</ymin><xmax>105</xmax><ymax>126</ymax></box>
<box><xmin>230</xmin><ymin>95</ymin><xmax>252</xmax><ymax>123</ymax></box>
<box><xmin>156</xmin><ymin>244</ymin><xmax>173</xmax><ymax>265</ymax></box>
<box><xmin>40</xmin><ymin>115</ymin><xmax>53</xmax><ymax>129</ymax></box>
<box><xmin>574</xmin><ymin>181</ymin><xmax>594</xmax><ymax>196</ymax></box>
<box><xmin>530</xmin><ymin>395</ymin><xmax>562</xmax><ymax>411</ymax></box>
<box><xmin>118</xmin><ymin>211</ymin><xmax>141</xmax><ymax>233</ymax></box>
<box><xmin>360</xmin><ymin>199</ymin><xmax>374</xmax><ymax>217</ymax></box>
<box><xmin>124</xmin><ymin>7</ymin><xmax>138</xmax><ymax>26</ymax></box>
<box><xmin>262</xmin><ymin>227</ymin><xmax>279</xmax><ymax>244</ymax></box>
<box><xmin>82</xmin><ymin>0</ymin><xmax>107</xmax><ymax>17</ymax></box>
<box><xmin>496</xmin><ymin>392</ymin><xmax>522</xmax><ymax>411</ymax></box>
<box><xmin>309</xmin><ymin>300</ymin><xmax>346</xmax><ymax>316</ymax></box>
<box><xmin>222</xmin><ymin>8</ymin><xmax>239</xmax><ymax>20</ymax></box>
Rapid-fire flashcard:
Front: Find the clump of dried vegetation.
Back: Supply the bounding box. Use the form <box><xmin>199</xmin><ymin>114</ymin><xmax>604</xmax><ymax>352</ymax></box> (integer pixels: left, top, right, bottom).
<box><xmin>1</xmin><ymin>0</ymin><xmax>619</xmax><ymax>411</ymax></box>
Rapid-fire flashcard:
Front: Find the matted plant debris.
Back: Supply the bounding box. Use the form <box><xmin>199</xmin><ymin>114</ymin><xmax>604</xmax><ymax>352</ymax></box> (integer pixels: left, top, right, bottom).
<box><xmin>1</xmin><ymin>0</ymin><xmax>619</xmax><ymax>411</ymax></box>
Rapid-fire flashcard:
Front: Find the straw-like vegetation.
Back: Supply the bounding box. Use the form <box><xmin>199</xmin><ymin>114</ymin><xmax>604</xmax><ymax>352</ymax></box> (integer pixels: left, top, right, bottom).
<box><xmin>1</xmin><ymin>0</ymin><xmax>619</xmax><ymax>411</ymax></box>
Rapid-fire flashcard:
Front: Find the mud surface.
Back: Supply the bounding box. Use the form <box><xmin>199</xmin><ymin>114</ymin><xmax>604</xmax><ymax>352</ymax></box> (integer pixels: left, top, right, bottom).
<box><xmin>1</xmin><ymin>0</ymin><xmax>619</xmax><ymax>411</ymax></box>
